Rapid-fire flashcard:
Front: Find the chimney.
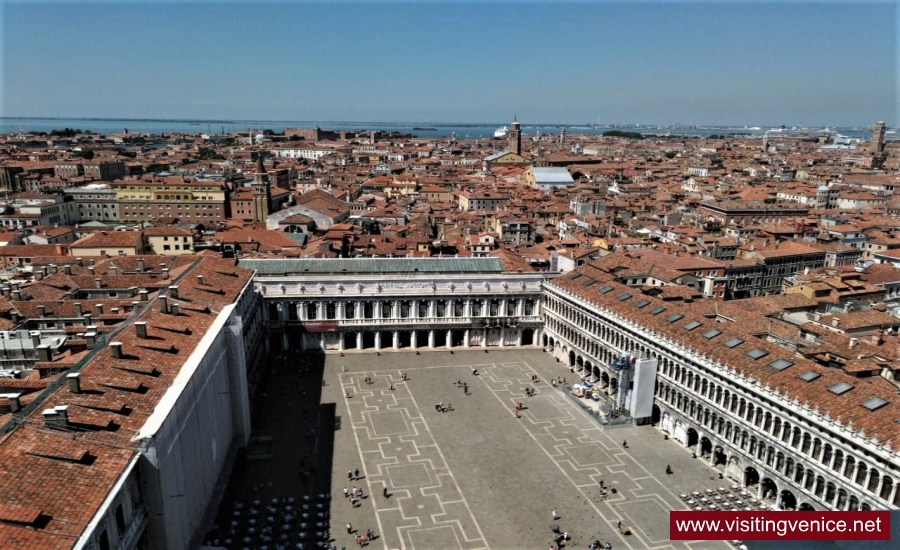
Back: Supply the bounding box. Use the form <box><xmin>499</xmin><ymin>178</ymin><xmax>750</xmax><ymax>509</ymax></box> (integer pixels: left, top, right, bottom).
<box><xmin>67</xmin><ymin>372</ymin><xmax>81</xmax><ymax>394</ymax></box>
<box><xmin>83</xmin><ymin>313</ymin><xmax>92</xmax><ymax>326</ymax></box>
<box><xmin>870</xmin><ymin>330</ymin><xmax>884</xmax><ymax>347</ymax></box>
<box><xmin>84</xmin><ymin>331</ymin><xmax>97</xmax><ymax>347</ymax></box>
<box><xmin>4</xmin><ymin>393</ymin><xmax>22</xmax><ymax>413</ymax></box>
<box><xmin>88</xmin><ymin>266</ymin><xmax>95</xmax><ymax>276</ymax></box>
<box><xmin>159</xmin><ymin>295</ymin><xmax>169</xmax><ymax>314</ymax></box>
<box><xmin>135</xmin><ymin>321</ymin><xmax>147</xmax><ymax>339</ymax></box>
<box><xmin>849</xmin><ymin>337</ymin><xmax>859</xmax><ymax>349</ymax></box>
<box><xmin>168</xmin><ymin>285</ymin><xmax>178</xmax><ymax>299</ymax></box>
<box><xmin>63</xmin><ymin>265</ymin><xmax>71</xmax><ymax>275</ymax></box>
<box><xmin>37</xmin><ymin>305</ymin><xmax>45</xmax><ymax>317</ymax></box>
<box><xmin>137</xmin><ymin>258</ymin><xmax>145</xmax><ymax>272</ymax></box>
<box><xmin>197</xmin><ymin>275</ymin><xmax>204</xmax><ymax>285</ymax></box>
<box><xmin>95</xmin><ymin>304</ymin><xmax>104</xmax><ymax>315</ymax></box>
<box><xmin>94</xmin><ymin>277</ymin><xmax>102</xmax><ymax>289</ymax></box>
<box><xmin>110</xmin><ymin>342</ymin><xmax>123</xmax><ymax>358</ymax></box>
<box><xmin>76</xmin><ymin>257</ymin><xmax>83</xmax><ymax>266</ymax></box>
<box><xmin>42</xmin><ymin>406</ymin><xmax>69</xmax><ymax>429</ymax></box>
<box><xmin>110</xmin><ymin>266</ymin><xmax>118</xmax><ymax>276</ymax></box>
<box><xmin>35</xmin><ymin>271</ymin><xmax>44</xmax><ymax>281</ymax></box>
<box><xmin>12</xmin><ymin>290</ymin><xmax>21</xmax><ymax>301</ymax></box>
<box><xmin>36</xmin><ymin>344</ymin><xmax>51</xmax><ymax>362</ymax></box>
<box><xmin>10</xmin><ymin>282</ymin><xmax>18</xmax><ymax>291</ymax></box>
<box><xmin>0</xmin><ymin>287</ymin><xmax>8</xmax><ymax>298</ymax></box>
<box><xmin>162</xmin><ymin>268</ymin><xmax>170</xmax><ymax>279</ymax></box>
<box><xmin>832</xmin><ymin>317</ymin><xmax>841</xmax><ymax>328</ymax></box>
<box><xmin>170</xmin><ymin>303</ymin><xmax>180</xmax><ymax>316</ymax></box>
<box><xmin>74</xmin><ymin>302</ymin><xmax>82</xmax><ymax>317</ymax></box>
<box><xmin>49</xmin><ymin>264</ymin><xmax>57</xmax><ymax>274</ymax></box>
<box><xmin>30</xmin><ymin>331</ymin><xmax>41</xmax><ymax>347</ymax></box>
<box><xmin>139</xmin><ymin>290</ymin><xmax>149</xmax><ymax>301</ymax></box>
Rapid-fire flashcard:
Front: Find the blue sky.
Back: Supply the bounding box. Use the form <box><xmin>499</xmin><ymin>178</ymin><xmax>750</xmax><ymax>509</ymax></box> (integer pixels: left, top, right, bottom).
<box><xmin>1</xmin><ymin>1</ymin><xmax>897</xmax><ymax>125</ymax></box>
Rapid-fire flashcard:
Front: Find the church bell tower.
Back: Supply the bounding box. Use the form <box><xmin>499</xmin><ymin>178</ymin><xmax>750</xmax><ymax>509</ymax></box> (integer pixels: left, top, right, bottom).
<box><xmin>252</xmin><ymin>155</ymin><xmax>271</xmax><ymax>223</ymax></box>
<box><xmin>508</xmin><ymin>117</ymin><xmax>522</xmax><ymax>155</ymax></box>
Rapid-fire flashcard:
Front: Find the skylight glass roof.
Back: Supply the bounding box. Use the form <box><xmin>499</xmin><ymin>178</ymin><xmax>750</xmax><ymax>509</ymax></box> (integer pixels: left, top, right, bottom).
<box><xmin>746</xmin><ymin>348</ymin><xmax>769</xmax><ymax>360</ymax></box>
<box><xmin>599</xmin><ymin>286</ymin><xmax>614</xmax><ymax>294</ymax></box>
<box><xmin>650</xmin><ymin>306</ymin><xmax>666</xmax><ymax>315</ymax></box>
<box><xmin>616</xmin><ymin>293</ymin><xmax>632</xmax><ymax>302</ymax></box>
<box><xmin>724</xmin><ymin>338</ymin><xmax>744</xmax><ymax>348</ymax></box>
<box><xmin>666</xmin><ymin>314</ymin><xmax>684</xmax><ymax>323</ymax></box>
<box><xmin>828</xmin><ymin>382</ymin><xmax>854</xmax><ymax>395</ymax></box>
<box><xmin>635</xmin><ymin>300</ymin><xmax>651</xmax><ymax>308</ymax></box>
<box><xmin>684</xmin><ymin>321</ymin><xmax>702</xmax><ymax>330</ymax></box>
<box><xmin>799</xmin><ymin>371</ymin><xmax>821</xmax><ymax>382</ymax></box>
<box><xmin>702</xmin><ymin>329</ymin><xmax>722</xmax><ymax>339</ymax></box>
<box><xmin>769</xmin><ymin>359</ymin><xmax>794</xmax><ymax>371</ymax></box>
<box><xmin>861</xmin><ymin>397</ymin><xmax>888</xmax><ymax>411</ymax></box>
<box><xmin>582</xmin><ymin>278</ymin><xmax>596</xmax><ymax>287</ymax></box>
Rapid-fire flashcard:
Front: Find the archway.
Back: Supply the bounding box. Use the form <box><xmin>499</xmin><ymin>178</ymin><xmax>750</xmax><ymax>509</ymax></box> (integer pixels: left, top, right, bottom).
<box><xmin>398</xmin><ymin>331</ymin><xmax>411</xmax><ymax>349</ymax></box>
<box><xmin>686</xmin><ymin>427</ymin><xmax>699</xmax><ymax>448</ymax></box>
<box><xmin>798</xmin><ymin>502</ymin><xmax>815</xmax><ymax>511</ymax></box>
<box><xmin>541</xmin><ymin>333</ymin><xmax>548</xmax><ymax>347</ymax></box>
<box><xmin>361</xmin><ymin>331</ymin><xmax>376</xmax><ymax>349</ymax></box>
<box><xmin>712</xmin><ymin>446</ymin><xmax>726</xmax><ymax>467</ymax></box>
<box><xmin>673</xmin><ymin>421</ymin><xmax>688</xmax><ymax>445</ymax></box>
<box><xmin>434</xmin><ymin>330</ymin><xmax>447</xmax><ymax>348</ymax></box>
<box><xmin>523</xmin><ymin>328</ymin><xmax>535</xmax><ymax>346</ymax></box>
<box><xmin>744</xmin><ymin>466</ymin><xmax>760</xmax><ymax>490</ymax></box>
<box><xmin>651</xmin><ymin>404</ymin><xmax>661</xmax><ymax>425</ymax></box>
<box><xmin>601</xmin><ymin>371</ymin><xmax>610</xmax><ymax>388</ymax></box>
<box><xmin>450</xmin><ymin>329</ymin><xmax>466</xmax><ymax>347</ymax></box>
<box><xmin>760</xmin><ymin>477</ymin><xmax>777</xmax><ymax>501</ymax></box>
<box><xmin>699</xmin><ymin>436</ymin><xmax>712</xmax><ymax>458</ymax></box>
<box><xmin>779</xmin><ymin>490</ymin><xmax>797</xmax><ymax>510</ymax></box>
<box><xmin>568</xmin><ymin>350</ymin><xmax>576</xmax><ymax>367</ymax></box>
<box><xmin>343</xmin><ymin>332</ymin><xmax>356</xmax><ymax>350</ymax></box>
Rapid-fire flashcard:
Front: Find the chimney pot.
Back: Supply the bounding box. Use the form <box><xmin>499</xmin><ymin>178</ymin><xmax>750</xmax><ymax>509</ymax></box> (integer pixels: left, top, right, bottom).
<box><xmin>110</xmin><ymin>342</ymin><xmax>123</xmax><ymax>358</ymax></box>
<box><xmin>74</xmin><ymin>302</ymin><xmax>83</xmax><ymax>317</ymax></box>
<box><xmin>197</xmin><ymin>275</ymin><xmax>204</xmax><ymax>285</ymax></box>
<box><xmin>37</xmin><ymin>305</ymin><xmax>45</xmax><ymax>316</ymax></box>
<box><xmin>76</xmin><ymin>257</ymin><xmax>83</xmax><ymax>266</ymax></box>
<box><xmin>96</xmin><ymin>304</ymin><xmax>104</xmax><ymax>315</ymax></box>
<box><xmin>84</xmin><ymin>331</ymin><xmax>97</xmax><ymax>347</ymax></box>
<box><xmin>35</xmin><ymin>272</ymin><xmax>44</xmax><ymax>281</ymax></box>
<box><xmin>67</xmin><ymin>373</ymin><xmax>81</xmax><ymax>394</ymax></box>
<box><xmin>10</xmin><ymin>283</ymin><xmax>18</xmax><ymax>291</ymax></box>
<box><xmin>168</xmin><ymin>285</ymin><xmax>178</xmax><ymax>299</ymax></box>
<box><xmin>5</xmin><ymin>393</ymin><xmax>22</xmax><ymax>413</ymax></box>
<box><xmin>139</xmin><ymin>290</ymin><xmax>149</xmax><ymax>301</ymax></box>
<box><xmin>49</xmin><ymin>264</ymin><xmax>57</xmax><ymax>274</ymax></box>
<box><xmin>30</xmin><ymin>330</ymin><xmax>41</xmax><ymax>347</ymax></box>
<box><xmin>162</xmin><ymin>268</ymin><xmax>170</xmax><ymax>279</ymax></box>
<box><xmin>88</xmin><ymin>266</ymin><xmax>95</xmax><ymax>276</ymax></box>
<box><xmin>63</xmin><ymin>265</ymin><xmax>71</xmax><ymax>275</ymax></box>
<box><xmin>83</xmin><ymin>313</ymin><xmax>92</xmax><ymax>325</ymax></box>
<box><xmin>171</xmin><ymin>303</ymin><xmax>180</xmax><ymax>316</ymax></box>
<box><xmin>160</xmin><ymin>295</ymin><xmax>169</xmax><ymax>314</ymax></box>
<box><xmin>137</xmin><ymin>258</ymin><xmax>145</xmax><ymax>272</ymax></box>
<box><xmin>36</xmin><ymin>345</ymin><xmax>51</xmax><ymax>362</ymax></box>
<box><xmin>95</xmin><ymin>277</ymin><xmax>102</xmax><ymax>289</ymax></box>
<box><xmin>135</xmin><ymin>321</ymin><xmax>147</xmax><ymax>338</ymax></box>
<box><xmin>12</xmin><ymin>290</ymin><xmax>21</xmax><ymax>301</ymax></box>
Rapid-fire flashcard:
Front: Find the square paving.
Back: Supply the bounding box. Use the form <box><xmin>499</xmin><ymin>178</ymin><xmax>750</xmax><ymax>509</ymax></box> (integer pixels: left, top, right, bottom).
<box><xmin>211</xmin><ymin>349</ymin><xmax>730</xmax><ymax>550</ymax></box>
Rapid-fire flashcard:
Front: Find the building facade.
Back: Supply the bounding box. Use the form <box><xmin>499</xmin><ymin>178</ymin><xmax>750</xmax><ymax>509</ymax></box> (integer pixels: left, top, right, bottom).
<box><xmin>241</xmin><ymin>258</ymin><xmax>546</xmax><ymax>353</ymax></box>
<box><xmin>541</xmin><ymin>270</ymin><xmax>900</xmax><ymax>513</ymax></box>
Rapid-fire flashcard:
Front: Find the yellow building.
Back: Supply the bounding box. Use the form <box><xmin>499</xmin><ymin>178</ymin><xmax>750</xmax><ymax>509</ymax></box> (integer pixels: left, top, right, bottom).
<box><xmin>144</xmin><ymin>226</ymin><xmax>195</xmax><ymax>255</ymax></box>
<box><xmin>112</xmin><ymin>176</ymin><xmax>227</xmax><ymax>224</ymax></box>
<box><xmin>69</xmin><ymin>230</ymin><xmax>146</xmax><ymax>257</ymax></box>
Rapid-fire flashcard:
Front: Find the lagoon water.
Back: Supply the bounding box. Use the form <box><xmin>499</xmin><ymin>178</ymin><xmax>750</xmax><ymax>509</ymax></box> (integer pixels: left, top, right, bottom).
<box><xmin>0</xmin><ymin>117</ymin><xmax>873</xmax><ymax>140</ymax></box>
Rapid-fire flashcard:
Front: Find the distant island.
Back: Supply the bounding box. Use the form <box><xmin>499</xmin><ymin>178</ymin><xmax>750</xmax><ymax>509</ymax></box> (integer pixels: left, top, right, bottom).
<box><xmin>412</xmin><ymin>127</ymin><xmax>437</xmax><ymax>131</ymax></box>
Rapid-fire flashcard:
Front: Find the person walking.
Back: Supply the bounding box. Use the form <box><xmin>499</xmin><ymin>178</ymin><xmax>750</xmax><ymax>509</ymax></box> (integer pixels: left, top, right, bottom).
<box><xmin>552</xmin><ymin>509</ymin><xmax>557</xmax><ymax>519</ymax></box>
<box><xmin>383</xmin><ymin>486</ymin><xmax>389</xmax><ymax>498</ymax></box>
<box><xmin>348</xmin><ymin>470</ymin><xmax>353</xmax><ymax>481</ymax></box>
<box><xmin>344</xmin><ymin>487</ymin><xmax>349</xmax><ymax>498</ymax></box>
<box><xmin>352</xmin><ymin>486</ymin><xmax>357</xmax><ymax>497</ymax></box>
<box><xmin>354</xmin><ymin>468</ymin><xmax>360</xmax><ymax>480</ymax></box>
<box><xmin>347</xmin><ymin>523</ymin><xmax>353</xmax><ymax>534</ymax></box>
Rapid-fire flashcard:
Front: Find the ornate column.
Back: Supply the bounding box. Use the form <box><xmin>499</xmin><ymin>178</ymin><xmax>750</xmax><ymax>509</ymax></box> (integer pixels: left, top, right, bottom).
<box><xmin>317</xmin><ymin>301</ymin><xmax>325</xmax><ymax>320</ymax></box>
<box><xmin>339</xmin><ymin>333</ymin><xmax>345</xmax><ymax>351</ymax></box>
<box><xmin>464</xmin><ymin>329</ymin><xmax>470</xmax><ymax>347</ymax></box>
<box><xmin>299</xmin><ymin>302</ymin><xmax>307</xmax><ymax>321</ymax></box>
<box><xmin>428</xmin><ymin>300</ymin><xmax>435</xmax><ymax>318</ymax></box>
<box><xmin>392</xmin><ymin>330</ymin><xmax>399</xmax><ymax>349</ymax></box>
<box><xmin>428</xmin><ymin>330</ymin><xmax>435</xmax><ymax>348</ymax></box>
<box><xmin>375</xmin><ymin>331</ymin><xmax>382</xmax><ymax>350</ymax></box>
<box><xmin>499</xmin><ymin>327</ymin><xmax>506</xmax><ymax>347</ymax></box>
<box><xmin>464</xmin><ymin>299</ymin><xmax>471</xmax><ymax>318</ymax></box>
<box><xmin>411</xmin><ymin>300</ymin><xmax>418</xmax><ymax>319</ymax></box>
<box><xmin>356</xmin><ymin>332</ymin><xmax>363</xmax><ymax>350</ymax></box>
<box><xmin>481</xmin><ymin>328</ymin><xmax>488</xmax><ymax>348</ymax></box>
<box><xmin>446</xmin><ymin>330</ymin><xmax>453</xmax><ymax>348</ymax></box>
<box><xmin>517</xmin><ymin>330</ymin><xmax>523</xmax><ymax>346</ymax></box>
<box><xmin>411</xmin><ymin>331</ymin><xmax>418</xmax><ymax>349</ymax></box>
<box><xmin>355</xmin><ymin>301</ymin><xmax>363</xmax><ymax>319</ymax></box>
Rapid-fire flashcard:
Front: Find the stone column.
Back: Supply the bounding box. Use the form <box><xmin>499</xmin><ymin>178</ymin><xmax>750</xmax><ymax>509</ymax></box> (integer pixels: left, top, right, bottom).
<box><xmin>392</xmin><ymin>330</ymin><xmax>399</xmax><ymax>349</ymax></box>
<box><xmin>464</xmin><ymin>329</ymin><xmax>470</xmax><ymax>348</ymax></box>
<box><xmin>481</xmin><ymin>328</ymin><xmax>488</xmax><ymax>348</ymax></box>
<box><xmin>889</xmin><ymin>483</ymin><xmax>898</xmax><ymax>507</ymax></box>
<box><xmin>317</xmin><ymin>301</ymin><xmax>324</xmax><ymax>320</ymax></box>
<box><xmin>499</xmin><ymin>327</ymin><xmax>506</xmax><ymax>347</ymax></box>
<box><xmin>516</xmin><ymin>329</ymin><xmax>523</xmax><ymax>346</ymax></box>
<box><xmin>356</xmin><ymin>332</ymin><xmax>363</xmax><ymax>350</ymax></box>
<box><xmin>339</xmin><ymin>333</ymin><xmax>345</xmax><ymax>351</ymax></box>
<box><xmin>411</xmin><ymin>300</ymin><xmax>418</xmax><ymax>319</ymax></box>
<box><xmin>517</xmin><ymin>298</ymin><xmax>524</xmax><ymax>316</ymax></box>
<box><xmin>428</xmin><ymin>300</ymin><xmax>435</xmax><ymax>318</ymax></box>
<box><xmin>411</xmin><ymin>331</ymin><xmax>418</xmax><ymax>349</ymax></box>
<box><xmin>375</xmin><ymin>331</ymin><xmax>382</xmax><ymax>351</ymax></box>
<box><xmin>428</xmin><ymin>330</ymin><xmax>435</xmax><ymax>349</ymax></box>
<box><xmin>393</xmin><ymin>301</ymin><xmax>400</xmax><ymax>318</ymax></box>
<box><xmin>446</xmin><ymin>330</ymin><xmax>453</xmax><ymax>348</ymax></box>
<box><xmin>299</xmin><ymin>302</ymin><xmax>307</xmax><ymax>321</ymax></box>
<box><xmin>319</xmin><ymin>333</ymin><xmax>325</xmax><ymax>351</ymax></box>
<box><xmin>355</xmin><ymin>301</ymin><xmax>363</xmax><ymax>319</ymax></box>
<box><xmin>464</xmin><ymin>299</ymin><xmax>471</xmax><ymax>318</ymax></box>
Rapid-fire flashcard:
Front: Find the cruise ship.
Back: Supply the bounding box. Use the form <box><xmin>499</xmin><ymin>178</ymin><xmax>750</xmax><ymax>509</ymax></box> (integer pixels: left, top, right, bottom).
<box><xmin>494</xmin><ymin>125</ymin><xmax>509</xmax><ymax>138</ymax></box>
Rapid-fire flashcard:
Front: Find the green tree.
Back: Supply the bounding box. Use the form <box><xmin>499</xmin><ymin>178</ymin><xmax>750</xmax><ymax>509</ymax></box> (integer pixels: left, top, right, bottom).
<box><xmin>665</xmin><ymin>151</ymin><xmax>677</xmax><ymax>159</ymax></box>
<box><xmin>72</xmin><ymin>149</ymin><xmax>95</xmax><ymax>160</ymax></box>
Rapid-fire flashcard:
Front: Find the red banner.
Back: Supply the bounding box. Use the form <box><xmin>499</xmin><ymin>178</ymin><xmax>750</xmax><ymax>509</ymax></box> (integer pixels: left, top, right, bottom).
<box><xmin>670</xmin><ymin>511</ymin><xmax>890</xmax><ymax>541</ymax></box>
<box><xmin>302</xmin><ymin>321</ymin><xmax>338</xmax><ymax>333</ymax></box>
